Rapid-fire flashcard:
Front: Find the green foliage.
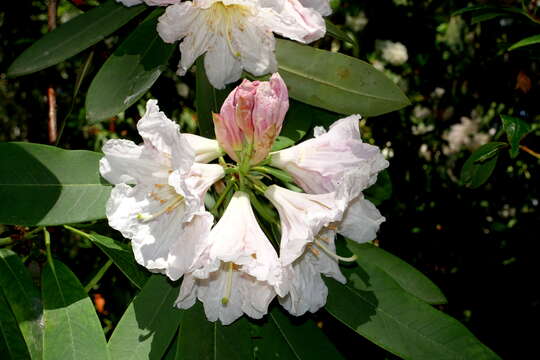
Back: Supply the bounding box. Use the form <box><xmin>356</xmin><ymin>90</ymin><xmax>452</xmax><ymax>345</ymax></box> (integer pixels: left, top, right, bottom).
<box><xmin>501</xmin><ymin>115</ymin><xmax>532</xmax><ymax>158</ymax></box>
<box><xmin>460</xmin><ymin>142</ymin><xmax>508</xmax><ymax>189</ymax></box>
<box><xmin>0</xmin><ymin>289</ymin><xmax>31</xmax><ymax>359</ymax></box>
<box><xmin>275</xmin><ymin>39</ymin><xmax>410</xmax><ymax>117</ymax></box>
<box><xmin>0</xmin><ymin>143</ymin><xmax>111</xmax><ymax>226</ymax></box>
<box><xmin>7</xmin><ymin>1</ymin><xmax>146</xmax><ymax>77</ymax></box>
<box><xmin>509</xmin><ymin>34</ymin><xmax>540</xmax><ymax>51</ymax></box>
<box><xmin>42</xmin><ymin>259</ymin><xmax>110</xmax><ymax>360</ymax></box>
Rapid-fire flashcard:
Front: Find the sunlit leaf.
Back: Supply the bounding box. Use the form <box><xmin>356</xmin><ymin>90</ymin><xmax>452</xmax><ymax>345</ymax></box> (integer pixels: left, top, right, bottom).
<box><xmin>7</xmin><ymin>1</ymin><xmax>146</xmax><ymax>77</ymax></box>
<box><xmin>42</xmin><ymin>260</ymin><xmax>110</xmax><ymax>360</ymax></box>
<box><xmin>0</xmin><ymin>143</ymin><xmax>111</xmax><ymax>226</ymax></box>
<box><xmin>0</xmin><ymin>288</ymin><xmax>31</xmax><ymax>359</ymax></box>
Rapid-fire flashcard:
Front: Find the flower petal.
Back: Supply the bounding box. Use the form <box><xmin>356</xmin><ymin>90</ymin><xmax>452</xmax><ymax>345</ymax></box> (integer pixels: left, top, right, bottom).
<box><xmin>298</xmin><ymin>0</ymin><xmax>331</xmax><ymax>16</ymax></box>
<box><xmin>338</xmin><ymin>195</ymin><xmax>385</xmax><ymax>243</ymax></box>
<box><xmin>204</xmin><ymin>37</ymin><xmax>243</xmax><ymax>89</ymax></box>
<box><xmin>183</xmin><ymin>133</ymin><xmax>223</xmax><ymax>163</ymax></box>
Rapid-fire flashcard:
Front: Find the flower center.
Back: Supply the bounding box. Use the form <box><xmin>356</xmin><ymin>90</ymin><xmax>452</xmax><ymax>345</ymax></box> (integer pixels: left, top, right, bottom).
<box><xmin>136</xmin><ymin>184</ymin><xmax>185</xmax><ymax>223</ymax></box>
<box><xmin>204</xmin><ymin>2</ymin><xmax>253</xmax><ymax>58</ymax></box>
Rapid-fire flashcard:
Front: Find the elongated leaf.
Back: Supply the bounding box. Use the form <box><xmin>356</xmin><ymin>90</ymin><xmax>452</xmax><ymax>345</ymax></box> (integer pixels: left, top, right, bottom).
<box><xmin>460</xmin><ymin>142</ymin><xmax>507</xmax><ymax>189</ymax></box>
<box><xmin>108</xmin><ymin>275</ymin><xmax>183</xmax><ymax>360</ymax></box>
<box><xmin>509</xmin><ymin>34</ymin><xmax>540</xmax><ymax>51</ymax></box>
<box><xmin>325</xmin><ymin>240</ymin><xmax>500</xmax><ymax>360</ymax></box>
<box><xmin>353</xmin><ymin>243</ymin><xmax>446</xmax><ymax>304</ymax></box>
<box><xmin>325</xmin><ymin>20</ymin><xmax>359</xmax><ymax>51</ymax></box>
<box><xmin>86</xmin><ymin>9</ymin><xmax>175</xmax><ymax>122</ymax></box>
<box><xmin>501</xmin><ymin>114</ymin><xmax>532</xmax><ymax>158</ymax></box>
<box><xmin>0</xmin><ymin>142</ymin><xmax>111</xmax><ymax>226</ymax></box>
<box><xmin>42</xmin><ymin>260</ymin><xmax>109</xmax><ymax>360</ymax></box>
<box><xmin>0</xmin><ymin>288</ymin><xmax>31</xmax><ymax>359</ymax></box>
<box><xmin>168</xmin><ymin>301</ymin><xmax>252</xmax><ymax>360</ymax></box>
<box><xmin>7</xmin><ymin>1</ymin><xmax>145</xmax><ymax>77</ymax></box>
<box><xmin>276</xmin><ymin>39</ymin><xmax>410</xmax><ymax>117</ymax></box>
<box><xmin>0</xmin><ymin>249</ymin><xmax>43</xmax><ymax>359</ymax></box>
<box><xmin>195</xmin><ymin>57</ymin><xmax>232</xmax><ymax>138</ymax></box>
<box><xmin>87</xmin><ymin>233</ymin><xmax>149</xmax><ymax>289</ymax></box>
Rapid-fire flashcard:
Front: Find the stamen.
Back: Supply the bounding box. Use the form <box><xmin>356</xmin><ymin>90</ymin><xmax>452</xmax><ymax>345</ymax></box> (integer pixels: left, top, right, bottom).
<box><xmin>314</xmin><ymin>239</ymin><xmax>358</xmax><ymax>263</ymax></box>
<box><xmin>221</xmin><ymin>262</ymin><xmax>234</xmax><ymax>305</ymax></box>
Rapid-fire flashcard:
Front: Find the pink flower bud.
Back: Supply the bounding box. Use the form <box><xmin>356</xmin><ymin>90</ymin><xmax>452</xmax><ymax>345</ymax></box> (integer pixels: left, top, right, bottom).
<box><xmin>213</xmin><ymin>73</ymin><xmax>289</xmax><ymax>164</ymax></box>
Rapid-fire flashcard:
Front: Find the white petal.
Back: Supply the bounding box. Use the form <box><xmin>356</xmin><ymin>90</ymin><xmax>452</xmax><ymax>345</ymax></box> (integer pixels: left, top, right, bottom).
<box><xmin>166</xmin><ymin>212</ymin><xmax>214</xmax><ymax>281</ymax></box>
<box><xmin>264</xmin><ymin>185</ymin><xmax>345</xmax><ymax>267</ymax></box>
<box><xmin>234</xmin><ymin>17</ymin><xmax>277</xmax><ymax>76</ymax></box>
<box><xmin>116</xmin><ymin>0</ymin><xmax>143</xmax><ymax>7</ymax></box>
<box><xmin>183</xmin><ymin>133</ymin><xmax>223</xmax><ymax>163</ymax></box>
<box><xmin>260</xmin><ymin>0</ymin><xmax>325</xmax><ymax>44</ymax></box>
<box><xmin>157</xmin><ymin>3</ymin><xmax>199</xmax><ymax>43</ymax></box>
<box><xmin>100</xmin><ymin>139</ymin><xmax>168</xmax><ymax>185</ymax></box>
<box><xmin>106</xmin><ymin>183</ymin><xmax>189</xmax><ymax>272</ymax></box>
<box><xmin>298</xmin><ymin>0</ymin><xmax>331</xmax><ymax>16</ymax></box>
<box><xmin>204</xmin><ymin>38</ymin><xmax>243</xmax><ymax>89</ymax></box>
<box><xmin>338</xmin><ymin>196</ymin><xmax>385</xmax><ymax>243</ymax></box>
<box><xmin>177</xmin><ymin>19</ymin><xmax>216</xmax><ymax>76</ymax></box>
<box><xmin>137</xmin><ymin>100</ymin><xmax>195</xmax><ymax>172</ymax></box>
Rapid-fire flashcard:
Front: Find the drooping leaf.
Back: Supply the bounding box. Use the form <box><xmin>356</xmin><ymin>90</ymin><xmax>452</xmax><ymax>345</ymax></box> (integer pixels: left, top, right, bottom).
<box><xmin>195</xmin><ymin>57</ymin><xmax>232</xmax><ymax>138</ymax></box>
<box><xmin>108</xmin><ymin>275</ymin><xmax>183</xmax><ymax>360</ymax></box>
<box><xmin>7</xmin><ymin>0</ymin><xmax>146</xmax><ymax>77</ymax></box>
<box><xmin>0</xmin><ymin>288</ymin><xmax>31</xmax><ymax>359</ymax></box>
<box><xmin>167</xmin><ymin>301</ymin><xmax>252</xmax><ymax>360</ymax></box>
<box><xmin>275</xmin><ymin>39</ymin><xmax>410</xmax><ymax>117</ymax></box>
<box><xmin>509</xmin><ymin>34</ymin><xmax>540</xmax><ymax>51</ymax></box>
<box><xmin>460</xmin><ymin>142</ymin><xmax>507</xmax><ymax>189</ymax></box>
<box><xmin>501</xmin><ymin>114</ymin><xmax>532</xmax><ymax>158</ymax></box>
<box><xmin>0</xmin><ymin>249</ymin><xmax>41</xmax><ymax>359</ymax></box>
<box><xmin>325</xmin><ymin>19</ymin><xmax>359</xmax><ymax>51</ymax></box>
<box><xmin>352</xmin><ymin>243</ymin><xmax>446</xmax><ymax>304</ymax></box>
<box><xmin>0</xmin><ymin>142</ymin><xmax>111</xmax><ymax>226</ymax></box>
<box><xmin>364</xmin><ymin>170</ymin><xmax>392</xmax><ymax>206</ymax></box>
<box><xmin>324</xmin><ymin>240</ymin><xmax>501</xmax><ymax>360</ymax></box>
<box><xmin>66</xmin><ymin>228</ymin><xmax>149</xmax><ymax>290</ymax></box>
<box><xmin>86</xmin><ymin>9</ymin><xmax>175</xmax><ymax>123</ymax></box>
<box><xmin>42</xmin><ymin>260</ymin><xmax>110</xmax><ymax>360</ymax></box>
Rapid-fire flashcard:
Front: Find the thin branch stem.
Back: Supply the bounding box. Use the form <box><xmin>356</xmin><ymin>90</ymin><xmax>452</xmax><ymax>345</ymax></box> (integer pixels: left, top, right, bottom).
<box><xmin>43</xmin><ymin>227</ymin><xmax>54</xmax><ymax>267</ymax></box>
<box><xmin>84</xmin><ymin>259</ymin><xmax>113</xmax><ymax>293</ymax></box>
<box><xmin>520</xmin><ymin>145</ymin><xmax>540</xmax><ymax>160</ymax></box>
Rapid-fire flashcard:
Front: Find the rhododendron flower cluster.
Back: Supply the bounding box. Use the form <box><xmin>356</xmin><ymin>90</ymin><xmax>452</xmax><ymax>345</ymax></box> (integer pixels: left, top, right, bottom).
<box><xmin>101</xmin><ymin>74</ymin><xmax>388</xmax><ymax>324</ymax></box>
<box><xmin>116</xmin><ymin>0</ymin><xmax>331</xmax><ymax>89</ymax></box>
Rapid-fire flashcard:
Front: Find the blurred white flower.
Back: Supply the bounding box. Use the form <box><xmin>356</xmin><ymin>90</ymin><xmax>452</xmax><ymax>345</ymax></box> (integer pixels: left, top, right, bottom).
<box><xmin>379</xmin><ymin>40</ymin><xmax>408</xmax><ymax>66</ymax></box>
<box><xmin>345</xmin><ymin>11</ymin><xmax>368</xmax><ymax>32</ymax></box>
<box><xmin>443</xmin><ymin>116</ymin><xmax>490</xmax><ymax>155</ymax></box>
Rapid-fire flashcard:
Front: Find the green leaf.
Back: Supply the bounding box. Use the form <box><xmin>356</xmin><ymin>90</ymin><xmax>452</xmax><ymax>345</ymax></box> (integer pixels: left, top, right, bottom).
<box><xmin>364</xmin><ymin>170</ymin><xmax>392</xmax><ymax>206</ymax></box>
<box><xmin>275</xmin><ymin>39</ymin><xmax>410</xmax><ymax>117</ymax></box>
<box><xmin>509</xmin><ymin>34</ymin><xmax>540</xmax><ymax>51</ymax></box>
<box><xmin>352</xmin><ymin>243</ymin><xmax>446</xmax><ymax>304</ymax></box>
<box><xmin>7</xmin><ymin>1</ymin><xmax>146</xmax><ymax>77</ymax></box>
<box><xmin>0</xmin><ymin>249</ymin><xmax>43</xmax><ymax>359</ymax></box>
<box><xmin>460</xmin><ymin>142</ymin><xmax>507</xmax><ymax>189</ymax></box>
<box><xmin>108</xmin><ymin>275</ymin><xmax>183</xmax><ymax>360</ymax></box>
<box><xmin>42</xmin><ymin>260</ymin><xmax>110</xmax><ymax>360</ymax></box>
<box><xmin>0</xmin><ymin>142</ymin><xmax>111</xmax><ymax>226</ymax></box>
<box><xmin>86</xmin><ymin>9</ymin><xmax>175</xmax><ymax>122</ymax></box>
<box><xmin>324</xmin><ymin>240</ymin><xmax>501</xmax><ymax>360</ymax></box>
<box><xmin>195</xmin><ymin>57</ymin><xmax>232</xmax><ymax>138</ymax></box>
<box><xmin>0</xmin><ymin>288</ymin><xmax>31</xmax><ymax>359</ymax></box>
<box><xmin>66</xmin><ymin>228</ymin><xmax>149</xmax><ymax>290</ymax></box>
<box><xmin>325</xmin><ymin>19</ymin><xmax>359</xmax><ymax>51</ymax></box>
<box><xmin>272</xmin><ymin>100</ymin><xmax>316</xmax><ymax>151</ymax></box>
<box><xmin>501</xmin><ymin>114</ymin><xmax>532</xmax><ymax>158</ymax></box>
<box><xmin>167</xmin><ymin>301</ymin><xmax>252</xmax><ymax>360</ymax></box>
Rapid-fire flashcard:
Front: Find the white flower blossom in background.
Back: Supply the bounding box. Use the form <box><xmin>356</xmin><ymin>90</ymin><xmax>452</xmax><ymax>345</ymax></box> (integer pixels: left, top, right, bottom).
<box><xmin>345</xmin><ymin>11</ymin><xmax>368</xmax><ymax>32</ymax></box>
<box><xmin>100</xmin><ymin>100</ymin><xmax>224</xmax><ymax>280</ymax></box>
<box><xmin>443</xmin><ymin>116</ymin><xmax>491</xmax><ymax>155</ymax></box>
<box><xmin>176</xmin><ymin>192</ymin><xmax>283</xmax><ymax>324</ymax></box>
<box><xmin>378</xmin><ymin>40</ymin><xmax>408</xmax><ymax>66</ymax></box>
<box><xmin>156</xmin><ymin>0</ymin><xmax>326</xmax><ymax>89</ymax></box>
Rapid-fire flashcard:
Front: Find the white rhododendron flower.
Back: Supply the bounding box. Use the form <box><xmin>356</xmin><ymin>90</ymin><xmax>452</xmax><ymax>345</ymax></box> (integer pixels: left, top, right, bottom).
<box><xmin>264</xmin><ymin>185</ymin><xmax>345</xmax><ymax>267</ymax></box>
<box><xmin>100</xmin><ymin>100</ymin><xmax>224</xmax><ymax>279</ymax></box>
<box><xmin>279</xmin><ymin>229</ymin><xmax>349</xmax><ymax>315</ymax></box>
<box><xmin>379</xmin><ymin>40</ymin><xmax>408</xmax><ymax>66</ymax></box>
<box><xmin>156</xmin><ymin>0</ymin><xmax>326</xmax><ymax>88</ymax></box>
<box><xmin>176</xmin><ymin>192</ymin><xmax>282</xmax><ymax>324</ymax></box>
<box><xmin>116</xmin><ymin>0</ymin><xmax>179</xmax><ymax>7</ymax></box>
<box><xmin>270</xmin><ymin>115</ymin><xmax>388</xmax><ymax>244</ymax></box>
<box><xmin>298</xmin><ymin>0</ymin><xmax>332</xmax><ymax>16</ymax></box>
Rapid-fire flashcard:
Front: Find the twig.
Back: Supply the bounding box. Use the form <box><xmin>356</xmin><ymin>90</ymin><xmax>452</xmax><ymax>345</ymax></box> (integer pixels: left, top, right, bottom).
<box><xmin>84</xmin><ymin>259</ymin><xmax>113</xmax><ymax>293</ymax></box>
<box><xmin>47</xmin><ymin>0</ymin><xmax>58</xmax><ymax>144</ymax></box>
<box><xmin>520</xmin><ymin>145</ymin><xmax>540</xmax><ymax>160</ymax></box>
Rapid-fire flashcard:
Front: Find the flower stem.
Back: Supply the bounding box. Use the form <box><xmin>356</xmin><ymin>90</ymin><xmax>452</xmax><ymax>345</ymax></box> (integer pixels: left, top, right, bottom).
<box><xmin>211</xmin><ymin>179</ymin><xmax>236</xmax><ymax>216</ymax></box>
<box><xmin>251</xmin><ymin>166</ymin><xmax>294</xmax><ymax>184</ymax></box>
<box><xmin>64</xmin><ymin>225</ymin><xmax>92</xmax><ymax>240</ymax></box>
<box><xmin>520</xmin><ymin>145</ymin><xmax>540</xmax><ymax>160</ymax></box>
<box><xmin>43</xmin><ymin>227</ymin><xmax>54</xmax><ymax>267</ymax></box>
<box><xmin>84</xmin><ymin>259</ymin><xmax>113</xmax><ymax>293</ymax></box>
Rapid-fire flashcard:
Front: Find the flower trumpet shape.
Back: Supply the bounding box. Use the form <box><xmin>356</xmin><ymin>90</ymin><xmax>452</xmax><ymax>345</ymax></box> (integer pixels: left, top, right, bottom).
<box><xmin>271</xmin><ymin>115</ymin><xmax>388</xmax><ymax>244</ymax></box>
<box><xmin>156</xmin><ymin>0</ymin><xmax>326</xmax><ymax>88</ymax></box>
<box><xmin>176</xmin><ymin>191</ymin><xmax>283</xmax><ymax>324</ymax></box>
<box><xmin>100</xmin><ymin>100</ymin><xmax>224</xmax><ymax>280</ymax></box>
<box><xmin>213</xmin><ymin>73</ymin><xmax>289</xmax><ymax>164</ymax></box>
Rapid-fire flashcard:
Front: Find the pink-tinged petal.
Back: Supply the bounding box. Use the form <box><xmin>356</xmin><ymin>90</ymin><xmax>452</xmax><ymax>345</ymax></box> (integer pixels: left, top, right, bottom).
<box><xmin>116</xmin><ymin>0</ymin><xmax>143</xmax><ymax>7</ymax></box>
<box><xmin>264</xmin><ymin>185</ymin><xmax>345</xmax><ymax>267</ymax></box>
<box><xmin>338</xmin><ymin>195</ymin><xmax>385</xmax><ymax>244</ymax></box>
<box><xmin>100</xmin><ymin>139</ymin><xmax>169</xmax><ymax>185</ymax></box>
<box><xmin>298</xmin><ymin>0</ymin><xmax>332</xmax><ymax>16</ymax></box>
<box><xmin>260</xmin><ymin>0</ymin><xmax>325</xmax><ymax>44</ymax></box>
